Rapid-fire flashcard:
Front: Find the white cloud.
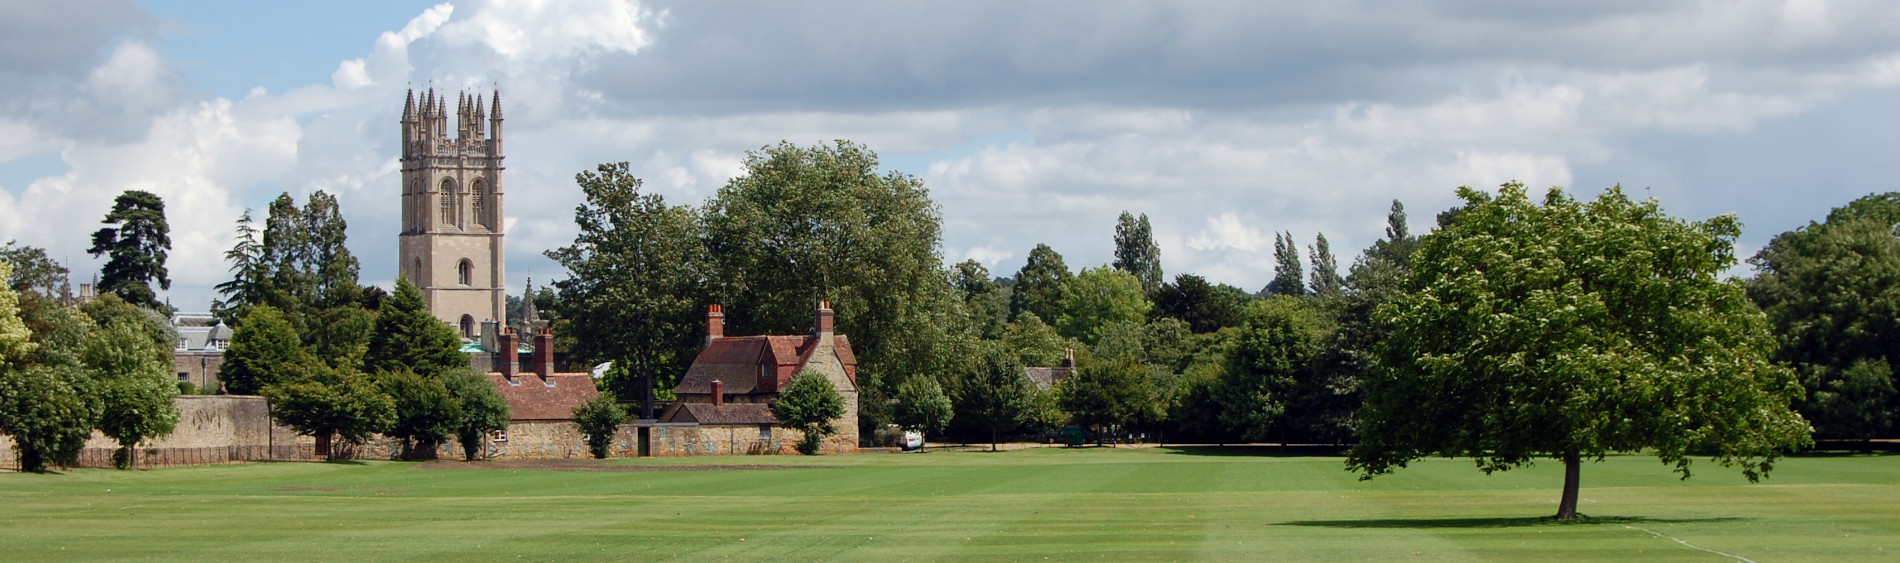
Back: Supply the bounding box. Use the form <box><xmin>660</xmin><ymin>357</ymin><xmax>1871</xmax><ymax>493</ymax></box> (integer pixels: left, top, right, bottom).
<box><xmin>1188</xmin><ymin>213</ymin><xmax>1270</xmax><ymax>253</ymax></box>
<box><xmin>960</xmin><ymin>246</ymin><xmax>1013</xmax><ymax>267</ymax></box>
<box><xmin>6</xmin><ymin>0</ymin><xmax>1900</xmax><ymax>305</ymax></box>
<box><xmin>435</xmin><ymin>0</ymin><xmax>652</xmax><ymax>62</ymax></box>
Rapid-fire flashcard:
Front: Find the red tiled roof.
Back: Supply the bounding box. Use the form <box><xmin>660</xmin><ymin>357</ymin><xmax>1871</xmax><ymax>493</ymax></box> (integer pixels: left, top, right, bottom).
<box><xmin>676</xmin><ymin>333</ymin><xmax>859</xmax><ymax>395</ymax></box>
<box><xmin>659</xmin><ymin>403</ymin><xmax>777</xmax><ymax>425</ymax></box>
<box><xmin>486</xmin><ymin>373</ymin><xmax>600</xmax><ymax>421</ymax></box>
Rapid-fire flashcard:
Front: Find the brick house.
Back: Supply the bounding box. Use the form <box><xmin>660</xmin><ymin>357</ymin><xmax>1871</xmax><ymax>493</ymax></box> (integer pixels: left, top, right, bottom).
<box><xmin>658</xmin><ymin>301</ymin><xmax>860</xmax><ymax>452</ymax></box>
<box><xmin>484</xmin><ymin>328</ymin><xmax>600</xmax><ymax>457</ymax></box>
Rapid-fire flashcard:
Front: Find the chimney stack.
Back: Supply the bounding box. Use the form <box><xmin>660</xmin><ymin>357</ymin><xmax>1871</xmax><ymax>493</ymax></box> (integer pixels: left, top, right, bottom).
<box><xmin>497</xmin><ymin>329</ymin><xmax>518</xmax><ymax>379</ymax></box>
<box><xmin>1061</xmin><ymin>348</ymin><xmax>1075</xmax><ymax>369</ymax></box>
<box><xmin>533</xmin><ymin>328</ymin><xmax>555</xmax><ymax>377</ymax></box>
<box><xmin>711</xmin><ymin>380</ymin><xmax>725</xmax><ymax>406</ymax></box>
<box><xmin>816</xmin><ymin>300</ymin><xmax>834</xmax><ymax>337</ymax></box>
<box><xmin>707</xmin><ymin>304</ymin><xmax>725</xmax><ymax>345</ymax></box>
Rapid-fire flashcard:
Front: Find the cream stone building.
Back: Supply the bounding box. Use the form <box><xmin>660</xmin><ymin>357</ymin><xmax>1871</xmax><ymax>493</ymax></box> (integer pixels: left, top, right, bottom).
<box><xmin>398</xmin><ymin>88</ymin><xmax>507</xmax><ymax>337</ymax></box>
<box><xmin>660</xmin><ymin>302</ymin><xmax>861</xmax><ymax>452</ymax></box>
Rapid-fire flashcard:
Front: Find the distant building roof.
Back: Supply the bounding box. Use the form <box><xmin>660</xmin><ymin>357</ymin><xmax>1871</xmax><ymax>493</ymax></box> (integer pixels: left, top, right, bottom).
<box><xmin>660</xmin><ymin>403</ymin><xmax>776</xmax><ymax>425</ymax></box>
<box><xmin>1022</xmin><ymin>366</ymin><xmax>1074</xmax><ymax>391</ymax></box>
<box><xmin>485</xmin><ymin>373</ymin><xmax>599</xmax><ymax>421</ymax></box>
<box><xmin>174</xmin><ymin>316</ymin><xmax>232</xmax><ymax>353</ymax></box>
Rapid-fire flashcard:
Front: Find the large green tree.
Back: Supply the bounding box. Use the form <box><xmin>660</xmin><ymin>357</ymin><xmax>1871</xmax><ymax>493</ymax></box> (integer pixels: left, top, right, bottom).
<box><xmin>212</xmin><ymin>209</ymin><xmax>266</xmax><ymax>324</ymax></box>
<box><xmin>1151</xmin><ymin>274</ymin><xmax>1251</xmax><ymax>334</ymax></box>
<box><xmin>702</xmin><ymin>140</ymin><xmax>965</xmax><ymax>438</ymax></box>
<box><xmin>1747</xmin><ymin>193</ymin><xmax>1900</xmax><ymax>440</ymax></box>
<box><xmin>1264</xmin><ymin>231</ymin><xmax>1304</xmax><ymax>297</ymax></box>
<box><xmin>952</xmin><ymin>260</ymin><xmax>1010</xmax><ymax>340</ymax></box>
<box><xmin>1113</xmin><ymin>211</ymin><xmax>1163</xmax><ymax>293</ymax></box>
<box><xmin>364</xmin><ymin>277</ymin><xmax>465</xmax><ymax>379</ymax></box>
<box><xmin>1011</xmin><ymin>244</ymin><xmax>1071</xmax><ymax>325</ymax></box>
<box><xmin>378</xmin><ymin>369</ymin><xmax>459</xmax><ymax>460</ymax></box>
<box><xmin>955</xmin><ymin>345</ymin><xmax>1036</xmax><ymax>451</ymax></box>
<box><xmin>892</xmin><ymin>375</ymin><xmax>953</xmax><ymax>437</ymax></box>
<box><xmin>1000</xmin><ymin>312</ymin><xmax>1074</xmax><ymax>368</ymax></box>
<box><xmin>1055</xmin><ymin>266</ymin><xmax>1152</xmax><ymax>344</ymax></box>
<box><xmin>1307</xmin><ymin>233</ymin><xmax>1342</xmax><ymax>296</ymax></box>
<box><xmin>88</xmin><ymin>190</ymin><xmax>171</xmax><ymax>308</ymax></box>
<box><xmin>84</xmin><ymin>320</ymin><xmax>179</xmax><ymax>469</ymax></box>
<box><xmin>263</xmin><ymin>364</ymin><xmax>395</xmax><ymax>461</ymax></box>
<box><xmin>443</xmin><ymin>368</ymin><xmax>509</xmax><ymax>461</ymax></box>
<box><xmin>218</xmin><ymin>305</ymin><xmax>309</xmax><ymax>395</ymax></box>
<box><xmin>546</xmin><ymin>162</ymin><xmax>705</xmax><ymax>416</ymax></box>
<box><xmin>1</xmin><ymin>241</ymin><xmax>68</xmax><ymax>299</ymax></box>
<box><xmin>1058</xmin><ymin>355</ymin><xmax>1163</xmax><ymax>440</ymax></box>
<box><xmin>0</xmin><ymin>363</ymin><xmax>95</xmax><ymax>472</ymax></box>
<box><xmin>1350</xmin><ymin>183</ymin><xmax>1812</xmax><ymax>521</ymax></box>
<box><xmin>1213</xmin><ymin>298</ymin><xmax>1322</xmax><ymax>442</ymax></box>
<box><xmin>0</xmin><ymin>261</ymin><xmax>32</xmax><ymax>363</ymax></box>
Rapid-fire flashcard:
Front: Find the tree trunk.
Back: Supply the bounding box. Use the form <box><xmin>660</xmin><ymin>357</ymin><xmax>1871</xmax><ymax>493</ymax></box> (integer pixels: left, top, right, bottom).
<box><xmin>1554</xmin><ymin>448</ymin><xmax>1582</xmax><ymax>521</ymax></box>
<box><xmin>991</xmin><ymin>428</ymin><xmax>998</xmax><ymax>452</ymax></box>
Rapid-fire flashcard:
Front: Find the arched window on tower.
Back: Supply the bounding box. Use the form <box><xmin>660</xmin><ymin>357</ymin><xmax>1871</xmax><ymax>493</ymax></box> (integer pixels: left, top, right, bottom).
<box><xmin>413</xmin><ymin>258</ymin><xmax>422</xmax><ymax>282</ymax></box>
<box><xmin>460</xmin><ymin>315</ymin><xmax>475</xmax><ymax>338</ymax></box>
<box><xmin>458</xmin><ymin>259</ymin><xmax>473</xmax><ymax>286</ymax></box>
<box><xmin>439</xmin><ymin>178</ymin><xmax>457</xmax><ymax>226</ymax></box>
<box><xmin>472</xmin><ymin>180</ymin><xmax>487</xmax><ymax>229</ymax></box>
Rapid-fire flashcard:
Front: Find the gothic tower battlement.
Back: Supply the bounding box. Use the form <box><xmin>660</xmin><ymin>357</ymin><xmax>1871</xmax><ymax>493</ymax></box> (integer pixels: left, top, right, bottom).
<box><xmin>399</xmin><ymin>88</ymin><xmax>506</xmax><ymax>338</ymax></box>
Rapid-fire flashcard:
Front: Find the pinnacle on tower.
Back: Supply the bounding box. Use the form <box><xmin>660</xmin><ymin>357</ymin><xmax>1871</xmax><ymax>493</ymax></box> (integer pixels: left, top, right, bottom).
<box><xmin>403</xmin><ymin>89</ymin><xmax>415</xmax><ymax>120</ymax></box>
<box><xmin>490</xmin><ymin>88</ymin><xmax>502</xmax><ymax>119</ymax></box>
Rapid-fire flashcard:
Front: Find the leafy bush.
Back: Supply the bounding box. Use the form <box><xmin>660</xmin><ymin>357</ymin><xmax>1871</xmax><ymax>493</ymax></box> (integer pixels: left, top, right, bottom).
<box><xmin>771</xmin><ymin>371</ymin><xmax>846</xmax><ymax>455</ymax></box>
<box><xmin>572</xmin><ymin>395</ymin><xmax>625</xmax><ymax>459</ymax></box>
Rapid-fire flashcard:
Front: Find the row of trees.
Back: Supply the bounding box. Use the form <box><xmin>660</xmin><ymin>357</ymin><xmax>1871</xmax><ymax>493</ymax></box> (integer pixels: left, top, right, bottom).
<box><xmin>210</xmin><ymin>192</ymin><xmax>508</xmax><ymax>461</ymax></box>
<box><xmin>0</xmin><ymin>191</ymin><xmax>182</xmax><ymax>472</ymax></box>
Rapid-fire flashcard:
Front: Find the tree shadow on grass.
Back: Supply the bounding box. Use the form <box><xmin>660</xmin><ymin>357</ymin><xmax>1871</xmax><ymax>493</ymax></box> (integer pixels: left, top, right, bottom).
<box><xmin>1279</xmin><ymin>515</ymin><xmax>1747</xmax><ymax>529</ymax></box>
<box><xmin>1157</xmin><ymin>445</ymin><xmax>1346</xmax><ymax>457</ymax></box>
<box><xmin>1789</xmin><ymin>450</ymin><xmax>1900</xmax><ymax>458</ymax></box>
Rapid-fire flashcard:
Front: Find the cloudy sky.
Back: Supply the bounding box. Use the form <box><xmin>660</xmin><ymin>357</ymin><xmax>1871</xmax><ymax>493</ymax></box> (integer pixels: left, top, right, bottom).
<box><xmin>3</xmin><ymin>1</ymin><xmax>1898</xmax><ymax>311</ymax></box>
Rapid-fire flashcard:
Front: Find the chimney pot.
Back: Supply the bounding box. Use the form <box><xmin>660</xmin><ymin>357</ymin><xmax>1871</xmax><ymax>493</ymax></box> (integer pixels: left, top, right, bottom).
<box><xmin>707</xmin><ymin>304</ymin><xmax>725</xmax><ymax>344</ymax></box>
<box><xmin>1062</xmin><ymin>348</ymin><xmax>1075</xmax><ymax>369</ymax></box>
<box><xmin>533</xmin><ymin>329</ymin><xmax>555</xmax><ymax>377</ymax></box>
<box><xmin>816</xmin><ymin>301</ymin><xmax>834</xmax><ymax>336</ymax></box>
<box><xmin>497</xmin><ymin>329</ymin><xmax>518</xmax><ymax>379</ymax></box>
<box><xmin>711</xmin><ymin>380</ymin><xmax>725</xmax><ymax>406</ymax></box>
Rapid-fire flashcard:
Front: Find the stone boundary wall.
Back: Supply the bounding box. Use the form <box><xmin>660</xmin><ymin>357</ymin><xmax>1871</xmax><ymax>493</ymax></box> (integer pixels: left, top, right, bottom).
<box><xmin>1</xmin><ymin>395</ymin><xmax>317</xmax><ymax>472</ymax></box>
<box><xmin>5</xmin><ymin>399</ymin><xmax>857</xmax><ymax>470</ymax></box>
<box><xmin>345</xmin><ymin>421</ymin><xmax>855</xmax><ymax>460</ymax></box>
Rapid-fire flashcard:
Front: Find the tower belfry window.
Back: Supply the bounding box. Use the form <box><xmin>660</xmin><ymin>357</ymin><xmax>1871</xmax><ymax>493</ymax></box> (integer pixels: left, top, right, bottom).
<box><xmin>472</xmin><ymin>189</ymin><xmax>487</xmax><ymax>228</ymax></box>
<box><xmin>458</xmin><ymin>259</ymin><xmax>473</xmax><ymax>285</ymax></box>
<box><xmin>440</xmin><ymin>191</ymin><xmax>455</xmax><ymax>225</ymax></box>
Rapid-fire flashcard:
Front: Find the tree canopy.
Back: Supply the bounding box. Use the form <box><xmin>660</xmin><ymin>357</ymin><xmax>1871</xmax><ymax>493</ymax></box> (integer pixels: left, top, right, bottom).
<box><xmin>218</xmin><ymin>305</ymin><xmax>308</xmax><ymax>395</ymax></box>
<box><xmin>1748</xmin><ymin>192</ymin><xmax>1900</xmax><ymax>440</ymax></box>
<box><xmin>546</xmin><ymin>162</ymin><xmax>705</xmax><ymax>416</ymax></box>
<box><xmin>1350</xmin><ymin>183</ymin><xmax>1812</xmax><ymax>521</ymax></box>
<box><xmin>1113</xmin><ymin>211</ymin><xmax>1163</xmax><ymax>293</ymax></box>
<box><xmin>1265</xmin><ymin>231</ymin><xmax>1304</xmax><ymax>297</ymax></box>
<box><xmin>703</xmin><ymin>141</ymin><xmax>960</xmax><ymax>438</ymax></box>
<box><xmin>1</xmin><ymin>241</ymin><xmax>68</xmax><ymax>299</ymax></box>
<box><xmin>1055</xmin><ymin>266</ymin><xmax>1152</xmax><ymax>345</ymax></box>
<box><xmin>892</xmin><ymin>375</ymin><xmax>953</xmax><ymax>436</ymax></box>
<box><xmin>955</xmin><ymin>345</ymin><xmax>1036</xmax><ymax>451</ymax></box>
<box><xmin>1011</xmin><ymin>244</ymin><xmax>1071</xmax><ymax>325</ymax></box>
<box><xmin>363</xmin><ymin>277</ymin><xmax>464</xmax><ymax>379</ymax></box>
<box><xmin>87</xmin><ymin>190</ymin><xmax>171</xmax><ymax>309</ymax></box>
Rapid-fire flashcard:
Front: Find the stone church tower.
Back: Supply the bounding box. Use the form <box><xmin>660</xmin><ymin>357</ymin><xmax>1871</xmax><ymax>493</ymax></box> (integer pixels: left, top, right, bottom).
<box><xmin>398</xmin><ymin>89</ymin><xmax>506</xmax><ymax>337</ymax></box>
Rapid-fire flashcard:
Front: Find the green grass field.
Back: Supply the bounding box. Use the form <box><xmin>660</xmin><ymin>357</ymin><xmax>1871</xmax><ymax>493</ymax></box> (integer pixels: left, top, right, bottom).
<box><xmin>2</xmin><ymin>447</ymin><xmax>1896</xmax><ymax>561</ymax></box>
